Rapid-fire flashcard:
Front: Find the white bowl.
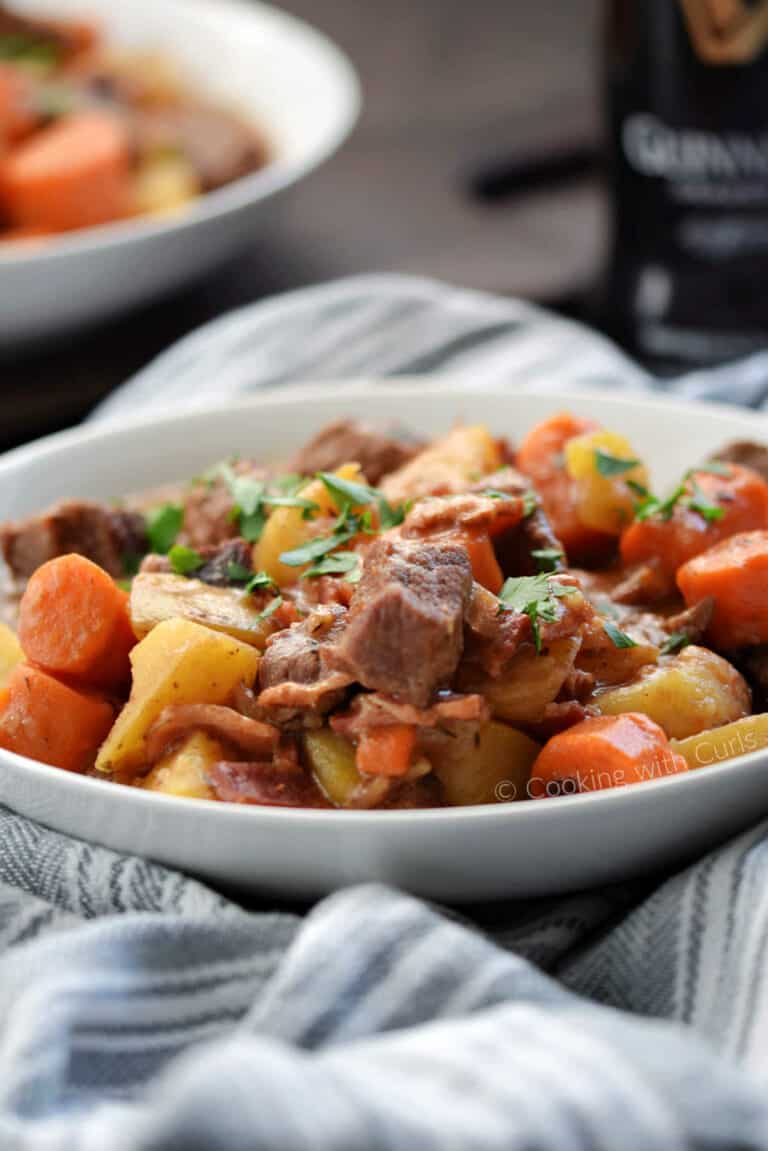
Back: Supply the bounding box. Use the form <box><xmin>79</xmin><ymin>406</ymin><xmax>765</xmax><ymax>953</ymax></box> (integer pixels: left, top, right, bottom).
<box><xmin>0</xmin><ymin>382</ymin><xmax>767</xmax><ymax>902</ymax></box>
<box><xmin>0</xmin><ymin>0</ymin><xmax>360</xmax><ymax>345</ymax></box>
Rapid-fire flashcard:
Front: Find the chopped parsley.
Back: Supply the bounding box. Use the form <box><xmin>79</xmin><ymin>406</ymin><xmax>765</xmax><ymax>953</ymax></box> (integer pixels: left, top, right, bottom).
<box><xmin>256</xmin><ymin>595</ymin><xmax>283</xmax><ymax>622</ymax></box>
<box><xmin>522</xmin><ymin>490</ymin><xmax>538</xmax><ymax>517</ymax></box>
<box><xmin>698</xmin><ymin>461</ymin><xmax>732</xmax><ymax>478</ymax></box>
<box><xmin>244</xmin><ymin>571</ymin><xmax>279</xmax><ymax>595</ymax></box>
<box><xmin>498</xmin><ymin>574</ymin><xmax>573</xmax><ymax>653</ymax></box>
<box><xmin>603</xmin><ymin>621</ymin><xmax>638</xmax><ymax>649</ymax></box>
<box><xmin>280</xmin><ymin>528</ymin><xmax>358</xmax><ymax>568</ymax></box>
<box><xmin>531</xmin><ymin>548</ymin><xmax>564</xmax><ymax>573</ymax></box>
<box><xmin>219</xmin><ymin>464</ymin><xmax>319</xmax><ymax>543</ymax></box>
<box><xmin>146</xmin><ymin>503</ymin><xmax>183</xmax><ymax>554</ymax></box>
<box><xmin>687</xmin><ymin>476</ymin><xmax>725</xmax><ymax>523</ymax></box>
<box><xmin>661</xmin><ymin>631</ymin><xmax>691</xmax><ymax>655</ymax></box>
<box><xmin>302</xmin><ymin>551</ymin><xmax>362</xmax><ymax>582</ymax></box>
<box><xmin>594</xmin><ymin>448</ymin><xmax>641</xmax><ymax>477</ymax></box>
<box><xmin>168</xmin><ymin>545</ymin><xmax>204</xmax><ymax>576</ymax></box>
<box><xmin>226</xmin><ymin>561</ymin><xmax>253</xmax><ymax>583</ymax></box>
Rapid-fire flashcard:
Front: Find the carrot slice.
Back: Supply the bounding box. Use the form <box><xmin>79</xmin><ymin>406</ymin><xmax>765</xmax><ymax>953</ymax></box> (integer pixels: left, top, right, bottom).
<box><xmin>0</xmin><ymin>662</ymin><xmax>114</xmax><ymax>772</ymax></box>
<box><xmin>620</xmin><ymin>463</ymin><xmax>768</xmax><ymax>578</ymax></box>
<box><xmin>356</xmin><ymin>725</ymin><xmax>416</xmax><ymax>777</ymax></box>
<box><xmin>530</xmin><ymin>713</ymin><xmax>688</xmax><ymax>798</ymax></box>
<box><xmin>0</xmin><ymin>111</ymin><xmax>131</xmax><ymax>233</ymax></box>
<box><xmin>677</xmin><ymin>530</ymin><xmax>768</xmax><ymax>648</ymax></box>
<box><xmin>516</xmin><ymin>413</ymin><xmax>613</xmax><ymax>563</ymax></box>
<box><xmin>18</xmin><ymin>554</ymin><xmax>136</xmax><ymax>689</ymax></box>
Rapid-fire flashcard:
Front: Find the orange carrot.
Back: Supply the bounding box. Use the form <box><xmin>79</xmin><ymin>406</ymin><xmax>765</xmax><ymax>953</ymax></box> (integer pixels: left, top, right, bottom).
<box><xmin>0</xmin><ymin>662</ymin><xmax>114</xmax><ymax>772</ymax></box>
<box><xmin>356</xmin><ymin>725</ymin><xmax>416</xmax><ymax>777</ymax></box>
<box><xmin>677</xmin><ymin>530</ymin><xmax>768</xmax><ymax>648</ymax></box>
<box><xmin>0</xmin><ymin>65</ymin><xmax>38</xmax><ymax>147</ymax></box>
<box><xmin>18</xmin><ymin>554</ymin><xmax>136</xmax><ymax>689</ymax></box>
<box><xmin>0</xmin><ymin>111</ymin><xmax>131</xmax><ymax>234</ymax></box>
<box><xmin>620</xmin><ymin>463</ymin><xmax>768</xmax><ymax>578</ymax></box>
<box><xmin>530</xmin><ymin>713</ymin><xmax>688</xmax><ymax>798</ymax></box>
<box><xmin>516</xmin><ymin>412</ymin><xmax>613</xmax><ymax>563</ymax></box>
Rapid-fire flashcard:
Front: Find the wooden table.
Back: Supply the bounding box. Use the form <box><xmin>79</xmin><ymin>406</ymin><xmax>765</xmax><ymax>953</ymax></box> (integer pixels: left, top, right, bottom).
<box><xmin>0</xmin><ymin>0</ymin><xmax>604</xmax><ymax>447</ymax></box>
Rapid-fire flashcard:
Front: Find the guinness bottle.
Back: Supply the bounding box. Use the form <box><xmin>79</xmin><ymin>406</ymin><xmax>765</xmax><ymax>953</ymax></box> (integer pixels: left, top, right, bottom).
<box><xmin>605</xmin><ymin>0</ymin><xmax>768</xmax><ymax>369</ymax></box>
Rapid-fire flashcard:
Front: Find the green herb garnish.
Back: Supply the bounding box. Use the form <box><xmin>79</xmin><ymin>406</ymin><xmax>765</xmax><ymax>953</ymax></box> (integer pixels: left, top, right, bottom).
<box><xmin>146</xmin><ymin>503</ymin><xmax>183</xmax><ymax>555</ymax></box>
<box><xmin>168</xmin><ymin>545</ymin><xmax>204</xmax><ymax>575</ymax></box>
<box><xmin>256</xmin><ymin>595</ymin><xmax>283</xmax><ymax>622</ymax></box>
<box><xmin>687</xmin><ymin>477</ymin><xmax>725</xmax><ymax>523</ymax></box>
<box><xmin>280</xmin><ymin>528</ymin><xmax>357</xmax><ymax>568</ymax></box>
<box><xmin>521</xmin><ymin>490</ymin><xmax>538</xmax><ymax>517</ymax></box>
<box><xmin>594</xmin><ymin>448</ymin><xmax>641</xmax><ymax>477</ymax></box>
<box><xmin>698</xmin><ymin>461</ymin><xmax>732</xmax><ymax>478</ymax></box>
<box><xmin>661</xmin><ymin>631</ymin><xmax>691</xmax><ymax>655</ymax></box>
<box><xmin>219</xmin><ymin>464</ymin><xmax>319</xmax><ymax>542</ymax></box>
<box><xmin>603</xmin><ymin>621</ymin><xmax>638</xmax><ymax>649</ymax></box>
<box><xmin>226</xmin><ymin>561</ymin><xmax>253</xmax><ymax>583</ymax></box>
<box><xmin>498</xmin><ymin>574</ymin><xmax>572</xmax><ymax>653</ymax></box>
<box><xmin>302</xmin><ymin>551</ymin><xmax>362</xmax><ymax>582</ymax></box>
<box><xmin>244</xmin><ymin>571</ymin><xmax>279</xmax><ymax>595</ymax></box>
<box><xmin>531</xmin><ymin>548</ymin><xmax>564</xmax><ymax>573</ymax></box>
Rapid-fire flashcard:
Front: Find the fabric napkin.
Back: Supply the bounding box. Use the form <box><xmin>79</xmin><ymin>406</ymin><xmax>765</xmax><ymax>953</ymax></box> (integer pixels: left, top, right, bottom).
<box><xmin>3</xmin><ymin>274</ymin><xmax>768</xmax><ymax>1149</ymax></box>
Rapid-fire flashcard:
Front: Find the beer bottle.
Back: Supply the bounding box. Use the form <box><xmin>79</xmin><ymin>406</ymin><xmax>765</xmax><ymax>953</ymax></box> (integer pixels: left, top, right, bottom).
<box><xmin>605</xmin><ymin>0</ymin><xmax>768</xmax><ymax>369</ymax></box>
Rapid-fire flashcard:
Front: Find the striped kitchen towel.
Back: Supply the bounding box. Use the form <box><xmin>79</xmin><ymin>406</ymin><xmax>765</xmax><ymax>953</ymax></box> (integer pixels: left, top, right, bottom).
<box><xmin>2</xmin><ymin>274</ymin><xmax>768</xmax><ymax>1149</ymax></box>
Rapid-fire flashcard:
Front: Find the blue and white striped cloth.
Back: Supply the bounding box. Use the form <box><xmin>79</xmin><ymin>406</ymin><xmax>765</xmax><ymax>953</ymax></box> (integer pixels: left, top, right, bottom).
<box><xmin>3</xmin><ymin>275</ymin><xmax>768</xmax><ymax>1149</ymax></box>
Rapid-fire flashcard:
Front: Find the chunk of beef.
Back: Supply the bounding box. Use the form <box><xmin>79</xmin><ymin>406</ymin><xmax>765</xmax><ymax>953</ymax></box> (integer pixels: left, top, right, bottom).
<box><xmin>290</xmin><ymin>419</ymin><xmax>422</xmax><ymax>485</ymax></box>
<box><xmin>209</xmin><ymin>760</ymin><xmax>331</xmax><ymax>808</ymax></box>
<box><xmin>401</xmin><ymin>492</ymin><xmax>525</xmax><ymax>538</ymax></box>
<box><xmin>326</xmin><ymin>536</ymin><xmax>472</xmax><ymax>706</ymax></box>
<box><xmin>330</xmin><ymin>690</ymin><xmax>489</xmax><ymax>739</ymax></box>
<box><xmin>257</xmin><ymin>604</ymin><xmax>352</xmax><ymax>723</ymax></box>
<box><xmin>611</xmin><ymin>561</ymin><xmax>673</xmax><ymax>606</ymax></box>
<box><xmin>0</xmin><ymin>500</ymin><xmax>146</xmax><ymax>582</ymax></box>
<box><xmin>462</xmin><ymin>583</ymin><xmax>532</xmax><ymax>677</ymax></box>
<box><xmin>470</xmin><ymin>468</ymin><xmax>565</xmax><ymax>576</ymax></box>
<box><xmin>663</xmin><ymin>597</ymin><xmax>715</xmax><ymax>646</ymax></box>
<box><xmin>138</xmin><ymin>538</ymin><xmax>253</xmax><ymax>587</ymax></box>
<box><xmin>182</xmin><ymin>463</ymin><xmax>266</xmax><ymax>550</ymax></box>
<box><xmin>133</xmin><ymin>105</ymin><xmax>268</xmax><ymax>192</ymax></box>
<box><xmin>713</xmin><ymin>441</ymin><xmax>768</xmax><ymax>483</ymax></box>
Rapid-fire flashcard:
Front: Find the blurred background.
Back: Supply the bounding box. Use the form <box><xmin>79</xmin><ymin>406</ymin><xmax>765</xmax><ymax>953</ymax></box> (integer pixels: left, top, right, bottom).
<box><xmin>2</xmin><ymin>0</ymin><xmax>604</xmax><ymax>445</ymax></box>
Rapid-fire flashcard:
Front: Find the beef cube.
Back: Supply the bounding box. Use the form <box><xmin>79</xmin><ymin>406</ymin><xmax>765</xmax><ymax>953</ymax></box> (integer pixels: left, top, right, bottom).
<box><xmin>0</xmin><ymin>500</ymin><xmax>146</xmax><ymax>581</ymax></box>
<box><xmin>290</xmin><ymin>420</ymin><xmax>422</xmax><ymax>485</ymax></box>
<box><xmin>328</xmin><ymin>536</ymin><xmax>472</xmax><ymax>706</ymax></box>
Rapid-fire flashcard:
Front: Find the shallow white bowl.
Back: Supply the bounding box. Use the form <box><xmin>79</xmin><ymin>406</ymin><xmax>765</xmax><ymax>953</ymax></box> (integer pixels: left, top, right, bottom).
<box><xmin>0</xmin><ymin>383</ymin><xmax>766</xmax><ymax>902</ymax></box>
<box><xmin>0</xmin><ymin>0</ymin><xmax>359</xmax><ymax>345</ymax></box>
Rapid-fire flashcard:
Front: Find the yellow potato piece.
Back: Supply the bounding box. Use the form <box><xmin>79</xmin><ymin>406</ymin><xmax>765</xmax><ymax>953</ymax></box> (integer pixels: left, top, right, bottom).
<box><xmin>672</xmin><ymin>714</ymin><xmax>768</xmax><ymax>770</ymax></box>
<box><xmin>133</xmin><ymin>153</ymin><xmax>200</xmax><ymax>217</ymax></box>
<box><xmin>427</xmin><ymin>720</ymin><xmax>540</xmax><ymax>805</ymax></box>
<box><xmin>380</xmin><ymin>424</ymin><xmax>501</xmax><ymax>503</ymax></box>
<box><xmin>565</xmin><ymin>430</ymin><xmax>649</xmax><ymax>534</ymax></box>
<box><xmin>594</xmin><ymin>645</ymin><xmax>750</xmax><ymax>739</ymax></box>
<box><xmin>0</xmin><ymin>622</ymin><xmax>23</xmax><ymax>690</ymax></box>
<box><xmin>304</xmin><ymin>728</ymin><xmax>361</xmax><ymax>806</ymax></box>
<box><xmin>459</xmin><ymin>636</ymin><xmax>581</xmax><ymax>724</ymax></box>
<box><xmin>96</xmin><ymin>618</ymin><xmax>260</xmax><ymax>776</ymax></box>
<box><xmin>254</xmin><ymin>463</ymin><xmax>364</xmax><ymax>586</ymax></box>
<box><xmin>130</xmin><ymin>573</ymin><xmax>276</xmax><ymax>649</ymax></box>
<box><xmin>142</xmin><ymin>731</ymin><xmax>223</xmax><ymax>799</ymax></box>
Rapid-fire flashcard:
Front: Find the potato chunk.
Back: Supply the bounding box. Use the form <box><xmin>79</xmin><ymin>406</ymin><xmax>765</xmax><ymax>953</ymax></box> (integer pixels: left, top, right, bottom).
<box><xmin>427</xmin><ymin>720</ymin><xmax>540</xmax><ymax>805</ymax></box>
<box><xmin>564</xmin><ymin>430</ymin><xmax>649</xmax><ymax>534</ymax></box>
<box><xmin>459</xmin><ymin>636</ymin><xmax>581</xmax><ymax>724</ymax></box>
<box><xmin>254</xmin><ymin>463</ymin><xmax>364</xmax><ymax>586</ymax></box>
<box><xmin>304</xmin><ymin>728</ymin><xmax>362</xmax><ymax>806</ymax></box>
<box><xmin>672</xmin><ymin>714</ymin><xmax>768</xmax><ymax>769</ymax></box>
<box><xmin>0</xmin><ymin>622</ymin><xmax>23</xmax><ymax>690</ymax></box>
<box><xmin>594</xmin><ymin>645</ymin><xmax>750</xmax><ymax>739</ymax></box>
<box><xmin>380</xmin><ymin>425</ymin><xmax>501</xmax><ymax>503</ymax></box>
<box><xmin>96</xmin><ymin>618</ymin><xmax>260</xmax><ymax>776</ymax></box>
<box><xmin>130</xmin><ymin>573</ymin><xmax>276</xmax><ymax>649</ymax></box>
<box><xmin>142</xmin><ymin>731</ymin><xmax>222</xmax><ymax>799</ymax></box>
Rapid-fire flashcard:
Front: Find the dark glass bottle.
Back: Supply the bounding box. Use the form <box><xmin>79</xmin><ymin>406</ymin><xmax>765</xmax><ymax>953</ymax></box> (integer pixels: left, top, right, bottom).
<box><xmin>605</xmin><ymin>0</ymin><xmax>768</xmax><ymax>370</ymax></box>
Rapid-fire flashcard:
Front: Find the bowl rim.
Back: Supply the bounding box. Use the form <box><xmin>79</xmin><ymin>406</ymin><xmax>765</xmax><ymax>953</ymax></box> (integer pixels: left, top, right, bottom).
<box><xmin>0</xmin><ymin>0</ymin><xmax>361</xmax><ymax>267</ymax></box>
<box><xmin>1</xmin><ymin>380</ymin><xmax>767</xmax><ymax>829</ymax></box>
